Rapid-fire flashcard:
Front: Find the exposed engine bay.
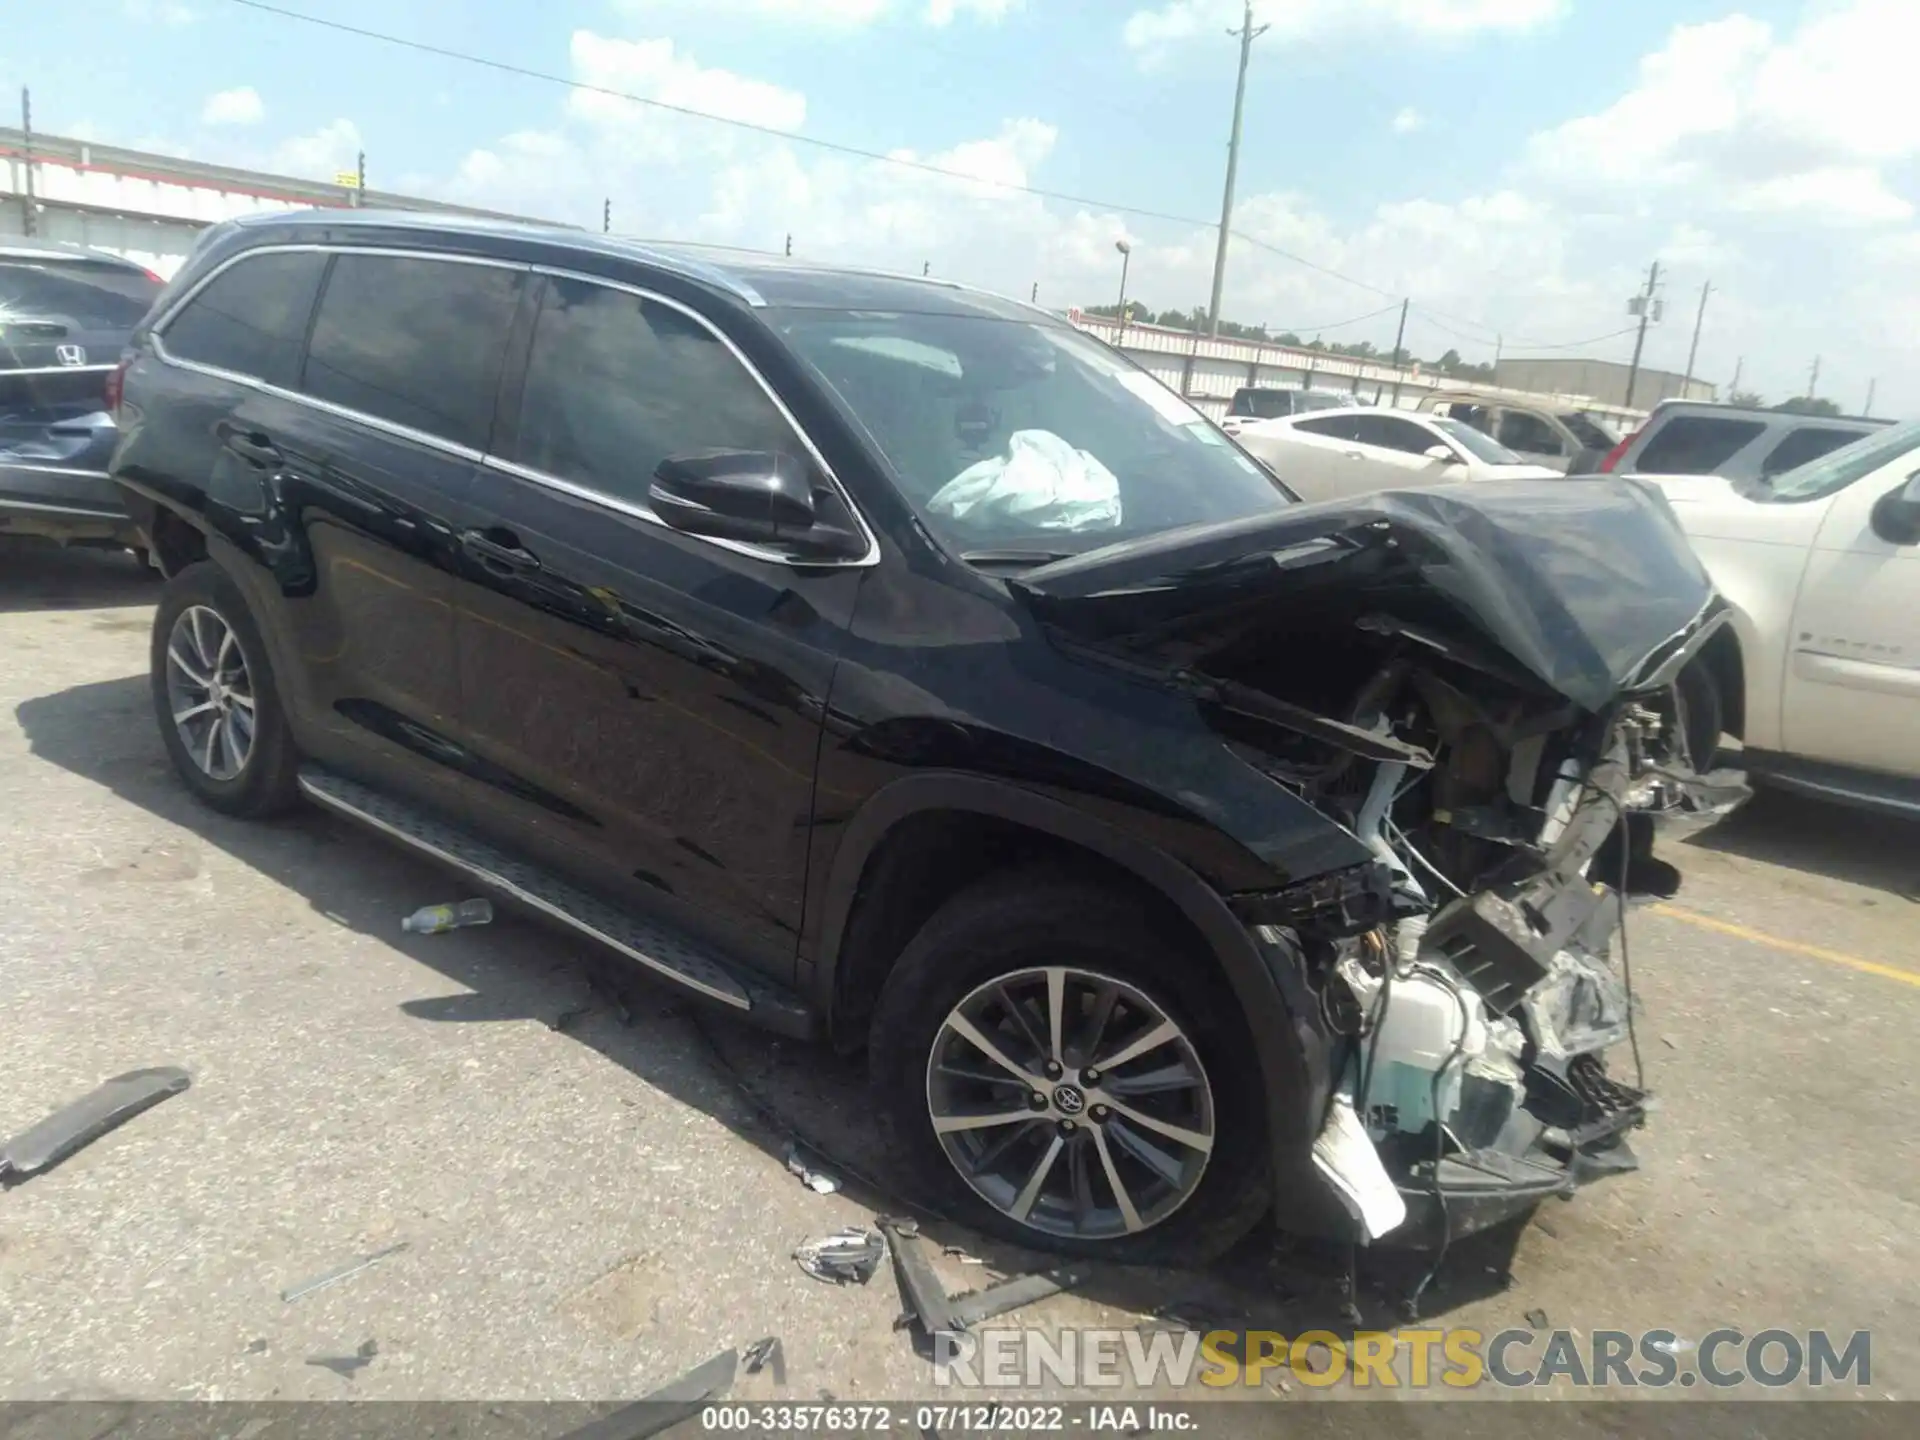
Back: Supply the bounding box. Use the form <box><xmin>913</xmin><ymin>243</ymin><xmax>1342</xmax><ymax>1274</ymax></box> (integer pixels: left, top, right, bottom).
<box><xmin>1207</xmin><ymin>612</ymin><xmax>1737</xmax><ymax>1244</ymax></box>
<box><xmin>1011</xmin><ymin>480</ymin><xmax>1752</xmax><ymax>1245</ymax></box>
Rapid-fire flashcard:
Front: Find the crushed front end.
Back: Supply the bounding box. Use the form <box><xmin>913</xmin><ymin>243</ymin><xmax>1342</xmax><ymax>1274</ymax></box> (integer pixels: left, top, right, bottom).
<box><xmin>1013</xmin><ymin>479</ymin><xmax>1750</xmax><ymax>1247</ymax></box>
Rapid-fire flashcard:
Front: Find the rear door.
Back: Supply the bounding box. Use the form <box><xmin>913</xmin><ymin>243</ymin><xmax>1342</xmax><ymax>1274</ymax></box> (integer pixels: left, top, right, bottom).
<box><xmin>272</xmin><ymin>250</ymin><xmax>526</xmax><ymax>793</ymax></box>
<box><xmin>1237</xmin><ymin>413</ymin><xmax>1352</xmax><ymax>499</ymax></box>
<box><xmin>451</xmin><ymin>272</ymin><xmax>864</xmax><ymax>980</ymax></box>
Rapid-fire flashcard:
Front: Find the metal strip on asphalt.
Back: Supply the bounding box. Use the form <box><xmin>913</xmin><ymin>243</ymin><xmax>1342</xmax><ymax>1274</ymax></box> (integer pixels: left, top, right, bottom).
<box><xmin>1651</xmin><ymin>903</ymin><xmax>1920</xmax><ymax>990</ymax></box>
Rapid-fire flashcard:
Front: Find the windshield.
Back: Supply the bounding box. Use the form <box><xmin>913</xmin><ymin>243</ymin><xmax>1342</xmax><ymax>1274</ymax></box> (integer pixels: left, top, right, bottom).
<box><xmin>1761</xmin><ymin>419</ymin><xmax>1920</xmax><ymax>503</ymax></box>
<box><xmin>776</xmin><ymin>309</ymin><xmax>1292</xmax><ymax>554</ymax></box>
<box><xmin>1432</xmin><ymin>417</ymin><xmax>1525</xmax><ymax>465</ymax></box>
<box><xmin>1559</xmin><ymin>411</ymin><xmax>1617</xmax><ymax>449</ymax></box>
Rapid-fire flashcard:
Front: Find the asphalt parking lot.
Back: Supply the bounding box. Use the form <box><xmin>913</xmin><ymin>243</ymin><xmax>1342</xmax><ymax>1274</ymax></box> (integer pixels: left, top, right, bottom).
<box><xmin>2</xmin><ymin>536</ymin><xmax>1916</xmax><ymax>1413</ymax></box>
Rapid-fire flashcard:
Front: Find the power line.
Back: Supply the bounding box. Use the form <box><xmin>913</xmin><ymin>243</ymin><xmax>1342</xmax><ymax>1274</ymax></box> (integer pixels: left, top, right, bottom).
<box><xmin>219</xmin><ymin>0</ymin><xmax>1630</xmax><ymax>357</ymax></box>
<box><xmin>1281</xmin><ymin>302</ymin><xmax>1402</xmax><ymax>334</ymax></box>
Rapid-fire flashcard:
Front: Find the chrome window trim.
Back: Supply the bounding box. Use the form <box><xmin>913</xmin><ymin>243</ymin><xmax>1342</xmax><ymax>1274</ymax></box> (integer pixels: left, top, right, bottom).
<box><xmin>0</xmin><ymin>496</ymin><xmax>123</xmax><ymax>518</ymax></box>
<box><xmin>146</xmin><ymin>243</ymin><xmax>879</xmax><ymax>569</ymax></box>
<box><xmin>0</xmin><ymin>364</ymin><xmax>119</xmax><ymax>378</ymax></box>
<box><xmin>0</xmin><ymin>463</ymin><xmax>111</xmax><ymax>480</ymax></box>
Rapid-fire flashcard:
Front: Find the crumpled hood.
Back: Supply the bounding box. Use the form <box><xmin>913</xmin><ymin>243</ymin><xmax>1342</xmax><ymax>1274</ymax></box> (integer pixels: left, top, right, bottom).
<box><xmin>1010</xmin><ymin>478</ymin><xmax>1719</xmax><ymax>714</ymax></box>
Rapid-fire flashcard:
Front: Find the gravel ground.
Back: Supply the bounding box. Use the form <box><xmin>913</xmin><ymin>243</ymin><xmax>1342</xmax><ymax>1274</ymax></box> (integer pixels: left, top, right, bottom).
<box><xmin>1</xmin><ymin>538</ymin><xmax>1914</xmax><ymax>1420</ymax></box>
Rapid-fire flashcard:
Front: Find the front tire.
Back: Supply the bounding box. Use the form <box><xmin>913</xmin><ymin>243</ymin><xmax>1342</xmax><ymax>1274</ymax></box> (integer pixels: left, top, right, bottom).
<box><xmin>1673</xmin><ymin>658</ymin><xmax>1725</xmax><ymax>771</ymax></box>
<box><xmin>868</xmin><ymin>873</ymin><xmax>1274</xmax><ymax>1264</ymax></box>
<box><xmin>150</xmin><ymin>560</ymin><xmax>301</xmax><ymax>818</ymax></box>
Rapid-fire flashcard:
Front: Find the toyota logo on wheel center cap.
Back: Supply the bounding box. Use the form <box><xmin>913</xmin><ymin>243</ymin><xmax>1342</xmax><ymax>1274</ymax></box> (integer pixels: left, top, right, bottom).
<box><xmin>1052</xmin><ymin>1084</ymin><xmax>1085</xmax><ymax>1115</ymax></box>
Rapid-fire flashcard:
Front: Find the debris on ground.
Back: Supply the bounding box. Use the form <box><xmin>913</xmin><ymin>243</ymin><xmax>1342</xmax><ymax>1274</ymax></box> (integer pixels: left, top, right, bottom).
<box><xmin>794</xmin><ymin>1227</ymin><xmax>886</xmax><ymax>1286</ymax></box>
<box><xmin>784</xmin><ymin>1140</ymin><xmax>841</xmax><ymax>1194</ymax></box>
<box><xmin>280</xmin><ymin>1241</ymin><xmax>411</xmax><ymax>1303</ymax></box>
<box><xmin>556</xmin><ymin>1346</ymin><xmax>740</xmax><ymax>1440</ymax></box>
<box><xmin>1524</xmin><ymin>1308</ymin><xmax>1550</xmax><ymax>1330</ymax></box>
<box><xmin>401</xmin><ymin>899</ymin><xmax>494</xmax><ymax>935</ymax></box>
<box><xmin>1649</xmin><ymin>1336</ymin><xmax>1696</xmax><ymax>1355</ymax></box>
<box><xmin>0</xmin><ymin>1066</ymin><xmax>190</xmax><ymax>1182</ymax></box>
<box><xmin>306</xmin><ymin>1338</ymin><xmax>378</xmax><ymax>1380</ymax></box>
<box><xmin>742</xmin><ymin>1336</ymin><xmax>786</xmax><ymax>1384</ymax></box>
<box><xmin>880</xmin><ymin>1215</ymin><xmax>1074</xmax><ymax>1341</ymax></box>
<box><xmin>942</xmin><ymin>1244</ymin><xmax>987</xmax><ymax>1266</ymax></box>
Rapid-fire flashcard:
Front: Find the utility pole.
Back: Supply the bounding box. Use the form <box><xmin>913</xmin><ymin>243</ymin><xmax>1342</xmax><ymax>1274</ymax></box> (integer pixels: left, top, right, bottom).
<box><xmin>602</xmin><ymin>198</ymin><xmax>611</xmax><ymax>233</ymax></box>
<box><xmin>1494</xmin><ymin>333</ymin><xmax>1503</xmax><ymax>370</ymax></box>
<box><xmin>923</xmin><ymin>260</ymin><xmax>931</xmax><ymax>276</ymax></box>
<box><xmin>353</xmin><ymin>150</ymin><xmax>366</xmax><ymax>207</ymax></box>
<box><xmin>1807</xmin><ymin>355</ymin><xmax>1821</xmax><ymax>400</ymax></box>
<box><xmin>1729</xmin><ymin>356</ymin><xmax>1744</xmax><ymax>396</ymax></box>
<box><xmin>1206</xmin><ymin>0</ymin><xmax>1268</xmax><ymax>337</ymax></box>
<box><xmin>1623</xmin><ymin>259</ymin><xmax>1662</xmax><ymax>410</ymax></box>
<box><xmin>1114</xmin><ymin>239</ymin><xmax>1133</xmax><ymax>346</ymax></box>
<box><xmin>1681</xmin><ymin>280</ymin><xmax>1712</xmax><ymax>397</ymax></box>
<box><xmin>19</xmin><ymin>87</ymin><xmax>36</xmax><ymax>237</ymax></box>
<box><xmin>1864</xmin><ymin>378</ymin><xmax>1877</xmax><ymax>417</ymax></box>
<box><xmin>1030</xmin><ymin>282</ymin><xmax>1038</xmax><ymax>303</ymax></box>
<box><xmin>1387</xmin><ymin>298</ymin><xmax>1409</xmax><ymax>406</ymax></box>
<box><xmin>784</xmin><ymin>233</ymin><xmax>793</xmax><ymax>257</ymax></box>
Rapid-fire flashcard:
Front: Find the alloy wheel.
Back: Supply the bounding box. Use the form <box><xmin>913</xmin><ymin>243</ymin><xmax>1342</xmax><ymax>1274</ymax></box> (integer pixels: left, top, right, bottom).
<box><xmin>164</xmin><ymin>604</ymin><xmax>256</xmax><ymax>782</ymax></box>
<box><xmin>925</xmin><ymin>966</ymin><xmax>1215</xmax><ymax>1241</ymax></box>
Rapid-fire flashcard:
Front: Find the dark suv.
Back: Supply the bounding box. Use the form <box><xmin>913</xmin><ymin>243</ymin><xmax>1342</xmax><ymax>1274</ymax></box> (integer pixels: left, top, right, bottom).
<box><xmin>2</xmin><ymin>239</ymin><xmax>162</xmax><ymax>553</ymax></box>
<box><xmin>113</xmin><ymin>211</ymin><xmax>1731</xmax><ymax>1262</ymax></box>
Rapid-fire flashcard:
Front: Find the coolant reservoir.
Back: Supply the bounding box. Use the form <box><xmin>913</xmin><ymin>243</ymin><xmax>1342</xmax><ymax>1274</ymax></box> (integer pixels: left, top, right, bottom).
<box><xmin>1365</xmin><ymin>972</ymin><xmax>1490</xmax><ymax>1136</ymax></box>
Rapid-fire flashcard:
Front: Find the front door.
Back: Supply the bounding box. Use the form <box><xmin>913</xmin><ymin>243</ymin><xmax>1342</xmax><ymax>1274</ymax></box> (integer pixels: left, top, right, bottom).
<box><xmin>451</xmin><ymin>274</ymin><xmax>863</xmax><ymax>980</ymax></box>
<box><xmin>1782</xmin><ymin>459</ymin><xmax>1920</xmax><ymax>780</ymax></box>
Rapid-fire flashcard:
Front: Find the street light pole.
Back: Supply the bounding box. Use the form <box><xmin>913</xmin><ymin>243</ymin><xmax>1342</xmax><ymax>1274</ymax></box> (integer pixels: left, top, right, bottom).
<box><xmin>1115</xmin><ymin>239</ymin><xmax>1133</xmax><ymax>347</ymax></box>
<box><xmin>1205</xmin><ymin>1</ymin><xmax>1268</xmax><ymax>338</ymax></box>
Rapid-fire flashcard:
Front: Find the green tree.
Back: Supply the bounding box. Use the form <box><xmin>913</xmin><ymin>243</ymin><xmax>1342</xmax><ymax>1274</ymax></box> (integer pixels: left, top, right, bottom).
<box><xmin>1727</xmin><ymin>389</ymin><xmax>1765</xmax><ymax>408</ymax></box>
<box><xmin>1437</xmin><ymin>348</ymin><xmax>1463</xmax><ymax>373</ymax></box>
<box><xmin>1772</xmin><ymin>396</ymin><xmax>1842</xmax><ymax>417</ymax></box>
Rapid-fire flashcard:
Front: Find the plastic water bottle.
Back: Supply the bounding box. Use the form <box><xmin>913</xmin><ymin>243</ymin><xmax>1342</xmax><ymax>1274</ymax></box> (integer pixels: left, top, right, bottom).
<box><xmin>401</xmin><ymin>899</ymin><xmax>494</xmax><ymax>935</ymax></box>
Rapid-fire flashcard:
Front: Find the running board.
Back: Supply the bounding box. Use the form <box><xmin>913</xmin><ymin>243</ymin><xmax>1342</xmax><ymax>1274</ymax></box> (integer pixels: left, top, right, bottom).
<box><xmin>1743</xmin><ymin>751</ymin><xmax>1920</xmax><ymax>820</ymax></box>
<box><xmin>297</xmin><ymin>765</ymin><xmax>816</xmax><ymax>1035</ymax></box>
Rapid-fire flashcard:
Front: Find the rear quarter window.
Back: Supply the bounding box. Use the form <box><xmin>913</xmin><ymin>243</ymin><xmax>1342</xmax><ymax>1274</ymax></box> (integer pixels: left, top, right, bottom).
<box><xmin>0</xmin><ymin>259</ymin><xmax>160</xmax><ymax>329</ymax></box>
<box><xmin>1633</xmin><ymin>416</ymin><xmax>1767</xmax><ymax>475</ymax></box>
<box><xmin>160</xmin><ymin>250</ymin><xmax>328</xmax><ymax>389</ymax></box>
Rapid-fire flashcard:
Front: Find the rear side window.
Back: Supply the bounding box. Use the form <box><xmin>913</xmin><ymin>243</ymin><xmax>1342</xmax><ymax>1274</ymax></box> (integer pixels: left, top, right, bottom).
<box><xmin>161</xmin><ymin>251</ymin><xmax>327</xmax><ymax>389</ymax></box>
<box><xmin>1633</xmin><ymin>415</ymin><xmax>1766</xmax><ymax>474</ymax></box>
<box><xmin>1759</xmin><ymin>426</ymin><xmax>1865</xmax><ymax>477</ymax></box>
<box><xmin>1294</xmin><ymin>414</ymin><xmax>1357</xmax><ymax>441</ymax></box>
<box><xmin>302</xmin><ymin>254</ymin><xmax>522</xmax><ymax>451</ymax></box>
<box><xmin>508</xmin><ymin>276</ymin><xmax>796</xmax><ymax>507</ymax></box>
<box><xmin>1352</xmin><ymin>414</ymin><xmax>1438</xmax><ymax>455</ymax></box>
<box><xmin>0</xmin><ymin>259</ymin><xmax>160</xmax><ymax>329</ymax></box>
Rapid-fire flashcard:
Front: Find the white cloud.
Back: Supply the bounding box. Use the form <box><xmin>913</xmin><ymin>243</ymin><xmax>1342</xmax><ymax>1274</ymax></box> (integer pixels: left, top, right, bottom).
<box><xmin>272</xmin><ymin>119</ymin><xmax>363</xmax><ymax>181</ymax></box>
<box><xmin>567</xmin><ymin>33</ymin><xmax>806</xmax><ymax>136</ymax></box>
<box><xmin>200</xmin><ymin>87</ymin><xmax>264</xmax><ymax>127</ymax></box>
<box><xmin>1391</xmin><ymin>107</ymin><xmax>1425</xmax><ymax>135</ymax></box>
<box><xmin>1526</xmin><ymin>2</ymin><xmax>1920</xmax><ymax>224</ymax></box>
<box><xmin>1123</xmin><ymin>0</ymin><xmax>1563</xmax><ymax>52</ymax></box>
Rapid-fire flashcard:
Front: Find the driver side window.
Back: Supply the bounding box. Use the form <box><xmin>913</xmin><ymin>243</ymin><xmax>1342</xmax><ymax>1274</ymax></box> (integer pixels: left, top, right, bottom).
<box><xmin>1352</xmin><ymin>415</ymin><xmax>1443</xmax><ymax>456</ymax></box>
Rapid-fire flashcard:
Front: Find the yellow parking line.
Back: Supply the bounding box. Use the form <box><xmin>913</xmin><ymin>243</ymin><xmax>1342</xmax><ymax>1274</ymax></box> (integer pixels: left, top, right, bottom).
<box><xmin>1651</xmin><ymin>903</ymin><xmax>1920</xmax><ymax>990</ymax></box>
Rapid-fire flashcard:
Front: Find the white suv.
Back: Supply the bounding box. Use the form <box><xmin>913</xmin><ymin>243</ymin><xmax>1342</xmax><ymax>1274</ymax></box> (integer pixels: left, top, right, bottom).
<box><xmin>1655</xmin><ymin>422</ymin><xmax>1920</xmax><ymax>816</ymax></box>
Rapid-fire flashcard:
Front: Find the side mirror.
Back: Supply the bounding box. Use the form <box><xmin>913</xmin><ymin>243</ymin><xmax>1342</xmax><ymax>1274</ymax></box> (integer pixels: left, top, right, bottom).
<box><xmin>650</xmin><ymin>450</ymin><xmax>863</xmax><ymax>559</ymax></box>
<box><xmin>1424</xmin><ymin>444</ymin><xmax>1462</xmax><ymax>464</ymax></box>
<box><xmin>1870</xmin><ymin>471</ymin><xmax>1920</xmax><ymax>546</ymax></box>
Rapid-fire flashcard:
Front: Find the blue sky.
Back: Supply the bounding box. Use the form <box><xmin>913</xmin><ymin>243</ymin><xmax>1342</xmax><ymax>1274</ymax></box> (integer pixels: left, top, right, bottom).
<box><xmin>6</xmin><ymin>0</ymin><xmax>1917</xmax><ymax>409</ymax></box>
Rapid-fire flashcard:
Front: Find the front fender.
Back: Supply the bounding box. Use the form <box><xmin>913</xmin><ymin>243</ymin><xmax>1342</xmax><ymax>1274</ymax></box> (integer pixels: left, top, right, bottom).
<box><xmin>812</xmin><ymin>771</ymin><xmax>1349</xmax><ymax>1237</ymax></box>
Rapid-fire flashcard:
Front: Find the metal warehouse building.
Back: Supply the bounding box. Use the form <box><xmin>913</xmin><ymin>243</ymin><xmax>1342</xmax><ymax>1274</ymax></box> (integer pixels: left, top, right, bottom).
<box><xmin>1494</xmin><ymin>356</ymin><xmax>1717</xmax><ymax>409</ymax></box>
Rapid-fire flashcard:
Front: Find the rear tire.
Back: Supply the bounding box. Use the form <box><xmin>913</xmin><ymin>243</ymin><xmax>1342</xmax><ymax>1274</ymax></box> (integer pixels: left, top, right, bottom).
<box><xmin>150</xmin><ymin>561</ymin><xmax>302</xmax><ymax>818</ymax></box>
<box><xmin>868</xmin><ymin>873</ymin><xmax>1273</xmax><ymax>1265</ymax></box>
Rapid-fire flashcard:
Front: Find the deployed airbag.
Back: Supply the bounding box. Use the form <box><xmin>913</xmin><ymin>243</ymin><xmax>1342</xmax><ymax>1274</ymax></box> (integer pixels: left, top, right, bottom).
<box><xmin>928</xmin><ymin>429</ymin><xmax>1122</xmax><ymax>534</ymax></box>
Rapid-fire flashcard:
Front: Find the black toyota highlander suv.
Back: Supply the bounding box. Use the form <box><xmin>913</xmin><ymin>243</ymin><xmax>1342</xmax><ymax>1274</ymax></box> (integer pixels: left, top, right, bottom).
<box><xmin>111</xmin><ymin>211</ymin><xmax>1738</xmax><ymax>1263</ymax></box>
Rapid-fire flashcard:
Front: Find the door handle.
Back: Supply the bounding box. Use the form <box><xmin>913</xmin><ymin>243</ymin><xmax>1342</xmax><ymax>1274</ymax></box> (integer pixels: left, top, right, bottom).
<box><xmin>460</xmin><ymin>528</ymin><xmax>543</xmax><ymax>573</ymax></box>
<box><xmin>218</xmin><ymin>425</ymin><xmax>281</xmax><ymax>467</ymax></box>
